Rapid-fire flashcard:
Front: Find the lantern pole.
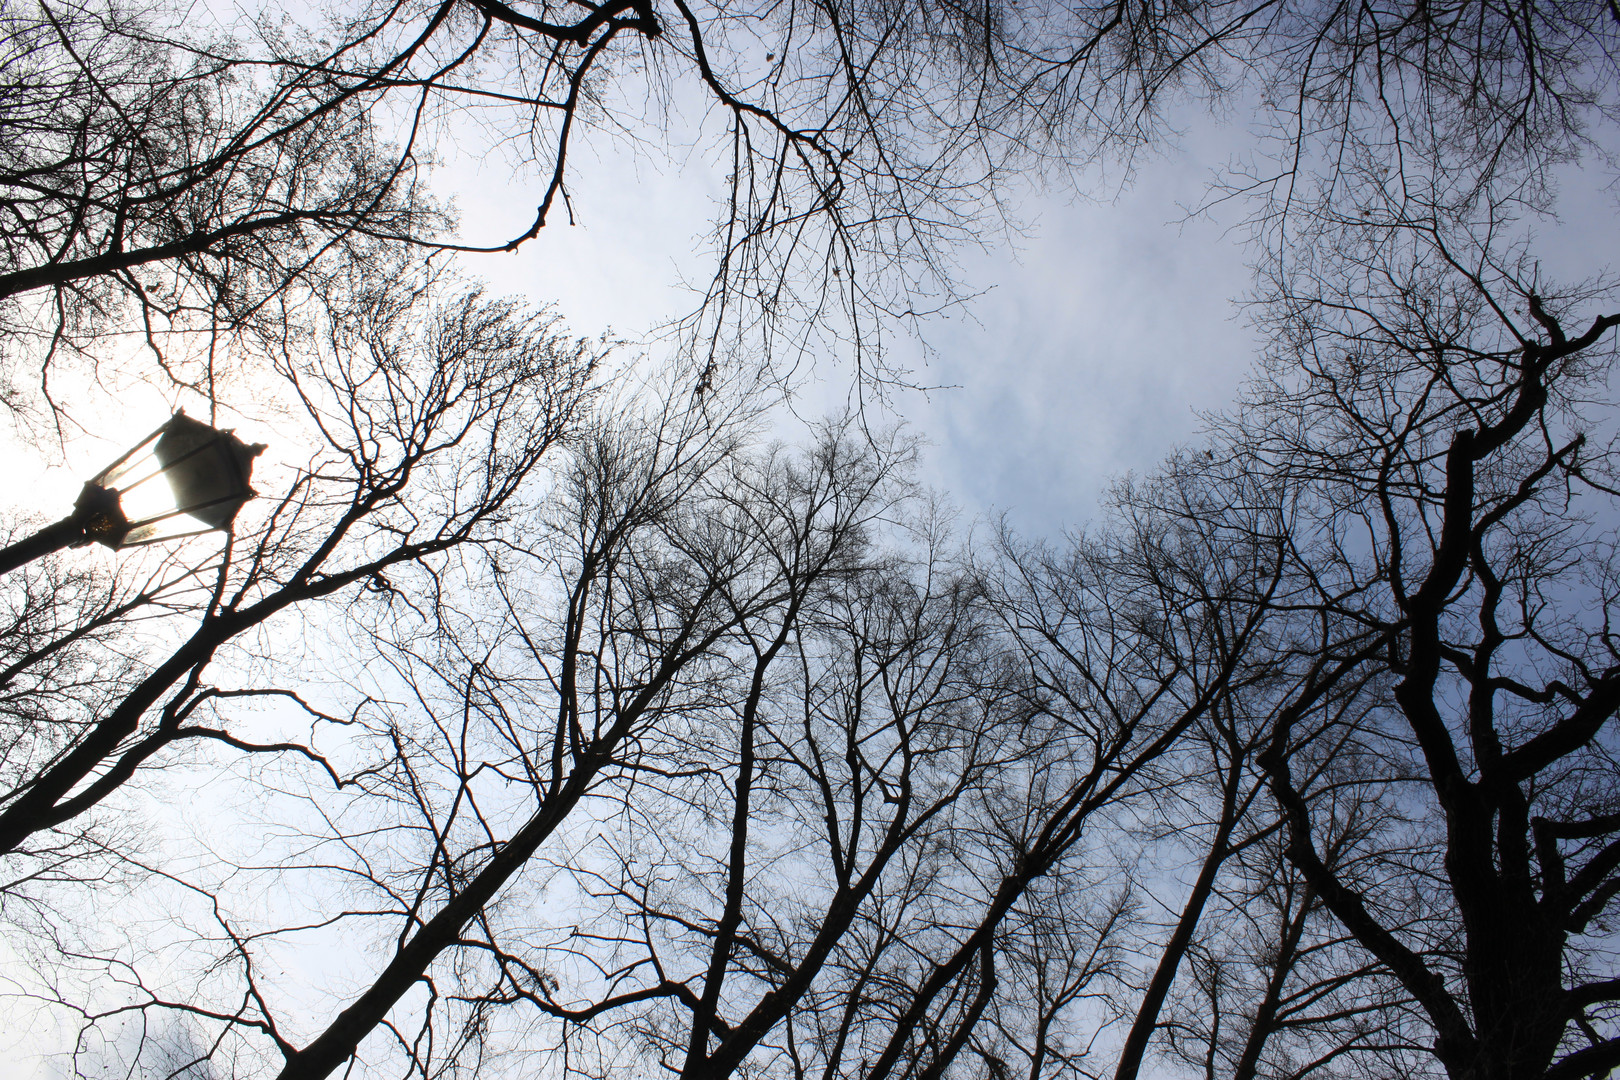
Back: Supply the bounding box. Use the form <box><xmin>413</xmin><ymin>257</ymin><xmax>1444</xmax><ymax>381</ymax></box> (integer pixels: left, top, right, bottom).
<box><xmin>0</xmin><ymin>484</ymin><xmax>124</xmax><ymax>576</ymax></box>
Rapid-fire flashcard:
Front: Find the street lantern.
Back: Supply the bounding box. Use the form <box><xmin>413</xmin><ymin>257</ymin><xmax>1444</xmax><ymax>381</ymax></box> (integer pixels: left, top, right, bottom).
<box><xmin>0</xmin><ymin>411</ymin><xmax>266</xmax><ymax>576</ymax></box>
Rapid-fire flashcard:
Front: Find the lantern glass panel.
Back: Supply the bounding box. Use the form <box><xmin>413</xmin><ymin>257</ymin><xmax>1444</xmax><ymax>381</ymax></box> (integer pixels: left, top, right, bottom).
<box><xmin>84</xmin><ymin>412</ymin><xmax>264</xmax><ymax>548</ymax></box>
<box><xmin>153</xmin><ymin>415</ymin><xmax>256</xmax><ymax>529</ymax></box>
<box><xmin>116</xmin><ymin>471</ymin><xmax>185</xmax><ymax>534</ymax></box>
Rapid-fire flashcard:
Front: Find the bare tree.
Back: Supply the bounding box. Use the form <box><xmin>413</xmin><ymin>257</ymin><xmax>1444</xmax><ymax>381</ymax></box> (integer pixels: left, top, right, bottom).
<box><xmin>1089</xmin><ymin>453</ymin><xmax>1416</xmax><ymax>1080</ymax></box>
<box><xmin>1159</xmin><ymin>748</ymin><xmax>1431</xmax><ymax>1080</ymax></box>
<box><xmin>1196</xmin><ymin>208</ymin><xmax>1620</xmax><ymax>1079</ymax></box>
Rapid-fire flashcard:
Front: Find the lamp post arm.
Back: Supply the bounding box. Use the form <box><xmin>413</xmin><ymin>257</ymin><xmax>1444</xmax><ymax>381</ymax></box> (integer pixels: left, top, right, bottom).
<box><xmin>0</xmin><ymin>516</ymin><xmax>87</xmax><ymax>577</ymax></box>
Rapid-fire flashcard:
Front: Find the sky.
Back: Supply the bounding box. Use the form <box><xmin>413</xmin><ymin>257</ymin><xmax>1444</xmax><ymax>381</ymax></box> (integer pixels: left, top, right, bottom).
<box><xmin>6</xmin><ymin>16</ymin><xmax>1620</xmax><ymax>1080</ymax></box>
<box><xmin>434</xmin><ymin>96</ymin><xmax>1620</xmax><ymax>544</ymax></box>
<box><xmin>436</xmin><ymin>105</ymin><xmax>1263</xmax><ymax>541</ymax></box>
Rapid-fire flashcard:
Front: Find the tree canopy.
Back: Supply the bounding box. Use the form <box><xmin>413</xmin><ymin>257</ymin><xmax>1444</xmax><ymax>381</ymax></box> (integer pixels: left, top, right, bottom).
<box><xmin>3</xmin><ymin>2</ymin><xmax>1620</xmax><ymax>1080</ymax></box>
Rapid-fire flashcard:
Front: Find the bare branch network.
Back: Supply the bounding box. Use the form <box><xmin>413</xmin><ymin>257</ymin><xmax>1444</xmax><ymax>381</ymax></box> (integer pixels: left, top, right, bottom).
<box><xmin>3</xmin><ymin>0</ymin><xmax>1614</xmax><ymax>395</ymax></box>
<box><xmin>2</xmin><ymin>3</ymin><xmax>1620</xmax><ymax>1080</ymax></box>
